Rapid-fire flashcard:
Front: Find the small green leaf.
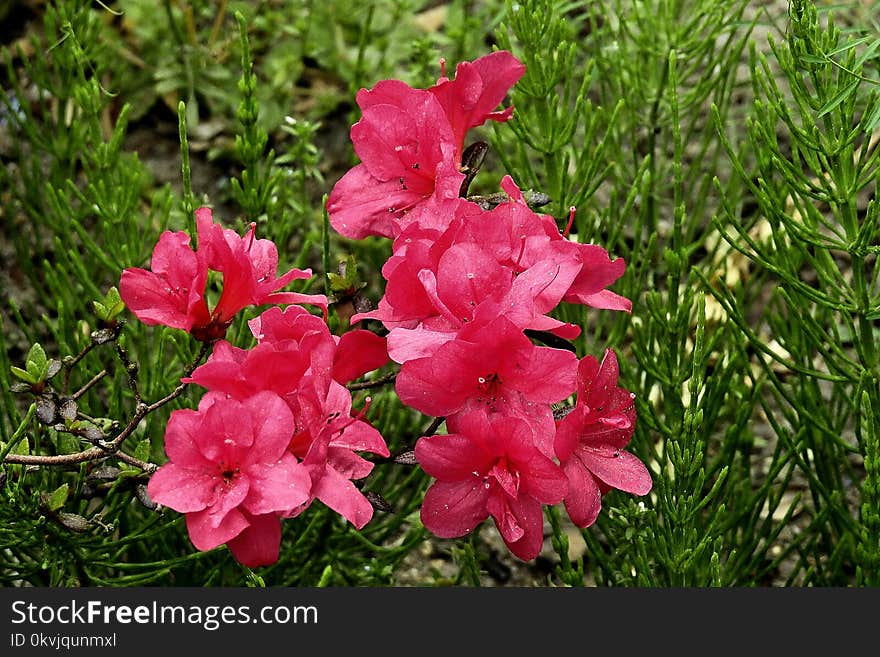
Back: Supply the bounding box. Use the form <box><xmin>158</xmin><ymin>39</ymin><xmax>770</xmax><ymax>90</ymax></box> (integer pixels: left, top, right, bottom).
<box><xmin>57</xmin><ymin>433</ymin><xmax>80</xmax><ymax>455</ymax></box>
<box><xmin>133</xmin><ymin>439</ymin><xmax>151</xmax><ymax>463</ymax></box>
<box><xmin>10</xmin><ymin>366</ymin><xmax>37</xmax><ymax>385</ymax></box>
<box><xmin>816</xmin><ymin>78</ymin><xmax>860</xmax><ymax>118</ymax></box>
<box><xmin>47</xmin><ymin>484</ymin><xmax>69</xmax><ymax>512</ymax></box>
<box><xmin>317</xmin><ymin>564</ymin><xmax>333</xmax><ymax>587</ymax></box>
<box><xmin>94</xmin><ymin>286</ymin><xmax>125</xmax><ymax>321</ymax></box>
<box><xmin>11</xmin><ymin>436</ymin><xmax>29</xmax><ymax>456</ymax></box>
<box><xmin>326</xmin><ymin>272</ymin><xmax>350</xmax><ymax>292</ymax></box>
<box><xmin>25</xmin><ymin>343</ymin><xmax>48</xmax><ymax>380</ymax></box>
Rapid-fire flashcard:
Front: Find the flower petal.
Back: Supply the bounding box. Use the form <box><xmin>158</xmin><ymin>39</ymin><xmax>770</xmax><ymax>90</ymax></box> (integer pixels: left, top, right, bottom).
<box><xmin>185</xmin><ymin>505</ymin><xmax>249</xmax><ymax>552</ymax></box>
<box><xmin>243</xmin><ymin>454</ymin><xmax>311</xmax><ymax>515</ymax></box>
<box><xmin>333</xmin><ymin>330</ymin><xmax>389</xmax><ymax>384</ymax></box>
<box><xmin>561</xmin><ymin>457</ymin><xmax>603</xmax><ymax>528</ymax></box>
<box><xmin>415</xmin><ymin>432</ymin><xmax>494</xmax><ymax>481</ymax></box>
<box><xmin>226</xmin><ymin>512</ymin><xmax>282</xmax><ymax>568</ymax></box>
<box><xmin>310</xmin><ymin>465</ymin><xmax>374</xmax><ymax>529</ymax></box>
<box><xmin>578</xmin><ymin>447</ymin><xmax>653</xmax><ymax>496</ymax></box>
<box><xmin>420</xmin><ymin>479</ymin><xmax>489</xmax><ymax>538</ymax></box>
<box><xmin>146</xmin><ymin>463</ymin><xmax>217</xmax><ymax>513</ymax></box>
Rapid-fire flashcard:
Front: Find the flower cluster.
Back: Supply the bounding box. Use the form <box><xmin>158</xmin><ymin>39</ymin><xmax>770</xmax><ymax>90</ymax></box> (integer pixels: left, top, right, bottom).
<box><xmin>122</xmin><ymin>50</ymin><xmax>652</xmax><ymax>568</ymax></box>
<box><xmin>328</xmin><ymin>51</ymin><xmax>651</xmax><ymax>560</ymax></box>
<box><xmin>121</xmin><ymin>212</ymin><xmax>391</xmax><ymax>567</ymax></box>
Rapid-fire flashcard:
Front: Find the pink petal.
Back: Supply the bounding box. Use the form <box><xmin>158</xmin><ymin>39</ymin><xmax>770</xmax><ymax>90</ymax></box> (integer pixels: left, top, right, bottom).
<box><xmin>500</xmin><ymin>495</ymin><xmax>546</xmax><ymax>561</ymax></box>
<box><xmin>310</xmin><ymin>465</ymin><xmax>374</xmax><ymax>529</ymax></box>
<box><xmin>385</xmin><ymin>325</ymin><xmax>456</xmax><ymax>363</ymax></box>
<box><xmin>119</xmin><ymin>257</ymin><xmax>206</xmax><ymax>330</ymax></box>
<box><xmin>263</xmin><ymin>291</ymin><xmax>329</xmax><ymax>313</ymax></box>
<box><xmin>436</xmin><ymin>243</ymin><xmax>511</xmax><ymax>321</ymax></box>
<box><xmin>243</xmin><ymin>454</ymin><xmax>311</xmax><ymax>515</ymax></box>
<box><xmin>238</xmin><ymin>392</ymin><xmax>296</xmax><ymax>464</ymax></box>
<box><xmin>515</xmin><ymin>452</ymin><xmax>567</xmax><ymax>505</ymax></box>
<box><xmin>333</xmin><ymin>330</ymin><xmax>389</xmax><ymax>384</ymax></box>
<box><xmin>420</xmin><ymin>480</ymin><xmax>489</xmax><ymax>538</ymax></box>
<box><xmin>185</xmin><ymin>505</ymin><xmax>249</xmax><ymax>552</ymax></box>
<box><xmin>161</xmin><ymin>408</ymin><xmax>213</xmax><ymax>467</ymax></box>
<box><xmin>326</xmin><ymin>446</ymin><xmax>375</xmax><ymax>481</ymax></box>
<box><xmin>395</xmin><ymin>346</ymin><xmax>472</xmax><ymax>417</ymax></box>
<box><xmin>183</xmin><ymin>340</ymin><xmax>253</xmax><ymax>396</ymax></box>
<box><xmin>578</xmin><ymin>447</ymin><xmax>653</xmax><ymax>496</ymax></box>
<box><xmin>506</xmin><ymin>256</ymin><xmax>580</xmax><ymax>319</ymax></box>
<box><xmin>561</xmin><ymin>457</ymin><xmax>603</xmax><ymax>529</ymax></box>
<box><xmin>197</xmin><ymin>398</ymin><xmax>255</xmax><ymax>463</ymax></box>
<box><xmin>202</xmin><ymin>473</ymin><xmax>251</xmax><ymax>529</ymax></box>
<box><xmin>486</xmin><ymin>490</ymin><xmax>524</xmax><ymax>544</ymax></box>
<box><xmin>249</xmin><ymin>305</ymin><xmax>323</xmax><ymax>342</ymax></box>
<box><xmin>146</xmin><ymin>463</ymin><xmax>217</xmax><ymax>513</ymax></box>
<box><xmin>414</xmin><ymin>433</ymin><xmax>495</xmax><ymax>481</ymax></box>
<box><xmin>553</xmin><ymin>407</ymin><xmax>584</xmax><ymax>461</ymax></box>
<box><xmin>327</xmin><ymin>164</ymin><xmax>428</xmax><ymax>239</ymax></box>
<box><xmin>509</xmin><ymin>344</ymin><xmax>578</xmax><ymax>404</ymax></box>
<box><xmin>429</xmin><ymin>51</ymin><xmax>526</xmax><ymax>152</ymax></box>
<box><xmin>333</xmin><ymin>420</ymin><xmax>390</xmax><ymax>458</ymax></box>
<box><xmin>226</xmin><ymin>512</ymin><xmax>282</xmax><ymax>568</ymax></box>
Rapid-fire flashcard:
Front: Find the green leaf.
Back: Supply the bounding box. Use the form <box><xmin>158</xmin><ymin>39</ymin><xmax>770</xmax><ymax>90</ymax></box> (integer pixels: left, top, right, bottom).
<box><xmin>94</xmin><ymin>286</ymin><xmax>125</xmax><ymax>321</ymax></box>
<box><xmin>317</xmin><ymin>564</ymin><xmax>333</xmax><ymax>587</ymax></box>
<box><xmin>10</xmin><ymin>366</ymin><xmax>37</xmax><ymax>385</ymax></box>
<box><xmin>47</xmin><ymin>483</ymin><xmax>69</xmax><ymax>512</ymax></box>
<box><xmin>57</xmin><ymin>433</ymin><xmax>80</xmax><ymax>455</ymax></box>
<box><xmin>25</xmin><ymin>343</ymin><xmax>48</xmax><ymax>380</ymax></box>
<box><xmin>133</xmin><ymin>439</ymin><xmax>151</xmax><ymax>463</ymax></box>
<box><xmin>11</xmin><ymin>436</ymin><xmax>29</xmax><ymax>456</ymax></box>
<box><xmin>816</xmin><ymin>78</ymin><xmax>860</xmax><ymax>118</ymax></box>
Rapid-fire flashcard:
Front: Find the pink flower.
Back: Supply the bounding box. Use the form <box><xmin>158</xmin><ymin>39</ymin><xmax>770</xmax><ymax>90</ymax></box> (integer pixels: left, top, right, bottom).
<box><xmin>351</xmin><ymin>206</ymin><xmax>582</xmax><ymax>361</ymax></box>
<box><xmin>326</xmin><ymin>84</ymin><xmax>463</xmax><ymax>240</ymax></box>
<box><xmin>415</xmin><ymin>412</ymin><xmax>567</xmax><ymax>561</ymax></box>
<box><xmin>120</xmin><ymin>207</ymin><xmax>327</xmax><ymax>342</ymax></box>
<box><xmin>491</xmin><ymin>177</ymin><xmax>632</xmax><ymax>313</ymax></box>
<box><xmin>428</xmin><ymin>50</ymin><xmax>526</xmax><ymax>155</ymax></box>
<box><xmin>184</xmin><ymin>306</ymin><xmax>391</xmax><ymax>530</ymax></box>
<box><xmin>287</xmin><ymin>380</ymin><xmax>389</xmax><ymax>529</ymax></box>
<box><xmin>146</xmin><ymin>391</ymin><xmax>312</xmax><ymax>567</ymax></box>
<box><xmin>118</xmin><ymin>229</ymin><xmax>210</xmax><ymax>331</ymax></box>
<box><xmin>395</xmin><ymin>314</ymin><xmax>577</xmax><ymax>448</ymax></box>
<box><xmin>249</xmin><ymin>306</ymin><xmax>389</xmax><ymax>387</ymax></box>
<box><xmin>554</xmin><ymin>349</ymin><xmax>652</xmax><ymax>528</ymax></box>
<box><xmin>326</xmin><ymin>52</ymin><xmax>525</xmax><ymax>240</ymax></box>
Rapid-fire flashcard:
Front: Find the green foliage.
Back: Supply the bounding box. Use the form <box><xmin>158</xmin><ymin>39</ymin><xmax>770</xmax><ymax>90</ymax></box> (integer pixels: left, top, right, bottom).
<box><xmin>2</xmin><ymin>0</ymin><xmax>879</xmax><ymax>587</ymax></box>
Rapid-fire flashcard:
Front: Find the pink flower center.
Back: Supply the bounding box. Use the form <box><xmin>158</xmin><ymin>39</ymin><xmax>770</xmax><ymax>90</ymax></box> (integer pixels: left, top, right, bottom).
<box><xmin>475</xmin><ymin>372</ymin><xmax>502</xmax><ymax>405</ymax></box>
<box><xmin>217</xmin><ymin>461</ymin><xmax>240</xmax><ymax>484</ymax></box>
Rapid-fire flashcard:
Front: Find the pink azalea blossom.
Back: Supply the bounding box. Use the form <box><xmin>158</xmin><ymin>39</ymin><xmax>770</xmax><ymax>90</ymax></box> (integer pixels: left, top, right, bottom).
<box><xmin>491</xmin><ymin>177</ymin><xmax>632</xmax><ymax>313</ymax></box>
<box><xmin>554</xmin><ymin>349</ymin><xmax>652</xmax><ymax>528</ymax></box>
<box><xmin>286</xmin><ymin>380</ymin><xmax>389</xmax><ymax>529</ymax></box>
<box><xmin>120</xmin><ymin>207</ymin><xmax>327</xmax><ymax>342</ymax></box>
<box><xmin>326</xmin><ymin>52</ymin><xmax>525</xmax><ymax>240</ymax></box>
<box><xmin>351</xmin><ymin>204</ymin><xmax>582</xmax><ymax>361</ymax></box>
<box><xmin>184</xmin><ymin>306</ymin><xmax>391</xmax><ymax>530</ymax></box>
<box><xmin>146</xmin><ymin>391</ymin><xmax>312</xmax><ymax>567</ymax></box>
<box><xmin>415</xmin><ymin>412</ymin><xmax>567</xmax><ymax>561</ymax></box>
<box><xmin>395</xmin><ymin>314</ymin><xmax>577</xmax><ymax>447</ymax></box>
<box><xmin>428</xmin><ymin>50</ymin><xmax>526</xmax><ymax>155</ymax></box>
<box><xmin>249</xmin><ymin>306</ymin><xmax>389</xmax><ymax>387</ymax></box>
<box><xmin>326</xmin><ymin>84</ymin><xmax>463</xmax><ymax>240</ymax></box>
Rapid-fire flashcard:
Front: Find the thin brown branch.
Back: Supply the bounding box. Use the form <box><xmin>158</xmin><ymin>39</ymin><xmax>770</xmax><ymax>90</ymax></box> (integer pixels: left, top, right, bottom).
<box><xmin>115</xmin><ymin>451</ymin><xmax>159</xmax><ymax>473</ymax></box>
<box><xmin>3</xmin><ymin>341</ymin><xmax>212</xmax><ymax>469</ymax></box>
<box><xmin>347</xmin><ymin>371</ymin><xmax>398</xmax><ymax>391</ymax></box>
<box><xmin>71</xmin><ymin>369</ymin><xmax>108</xmax><ymax>400</ymax></box>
